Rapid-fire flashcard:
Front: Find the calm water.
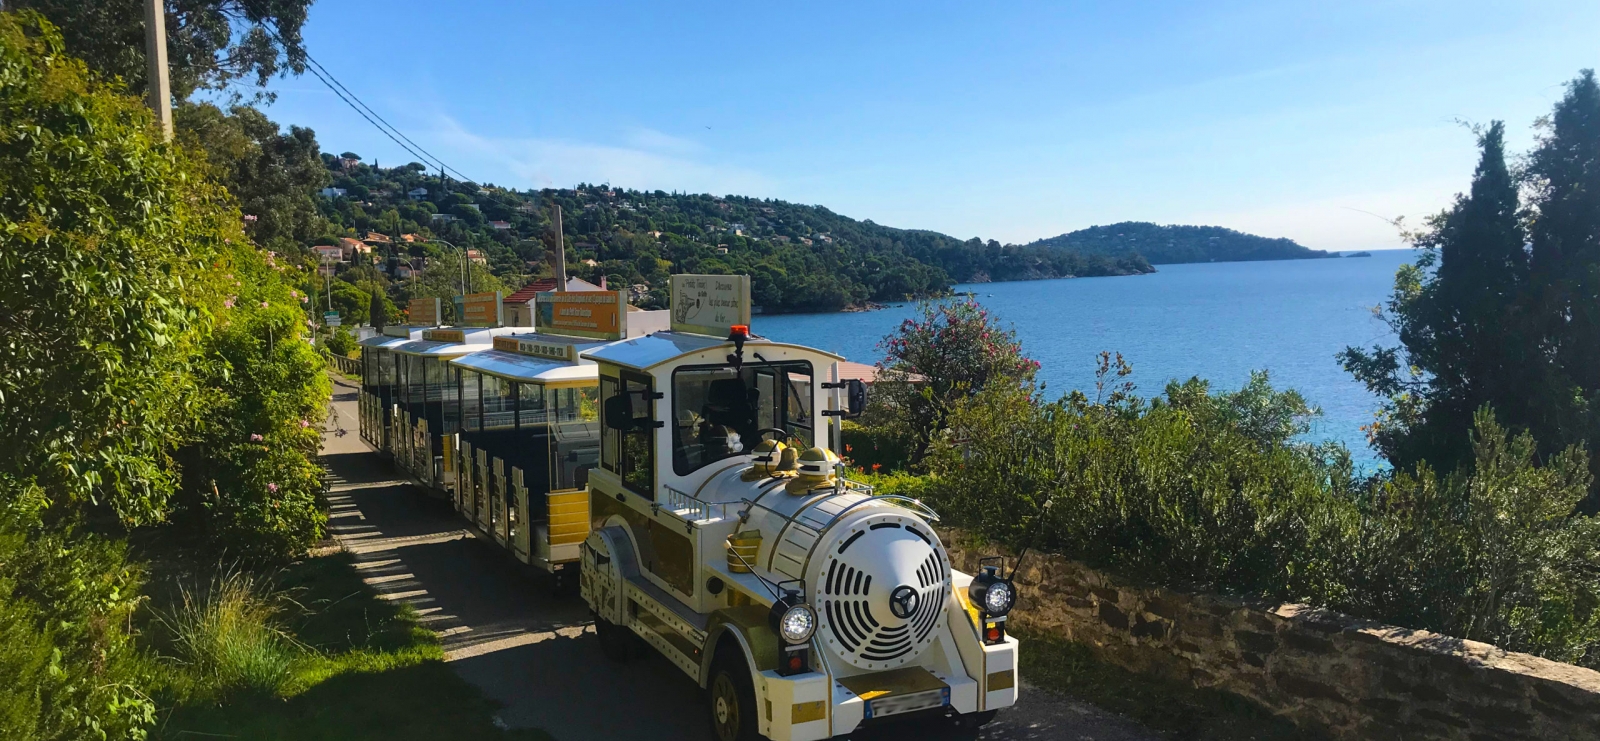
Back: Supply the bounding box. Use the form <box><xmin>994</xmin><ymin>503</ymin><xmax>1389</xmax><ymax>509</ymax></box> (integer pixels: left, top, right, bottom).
<box><xmin>754</xmin><ymin>250</ymin><xmax>1419</xmax><ymax>470</ymax></box>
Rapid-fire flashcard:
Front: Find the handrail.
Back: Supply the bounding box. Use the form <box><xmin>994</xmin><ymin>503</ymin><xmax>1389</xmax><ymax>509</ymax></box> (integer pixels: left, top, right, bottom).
<box><xmin>659</xmin><ymin>484</ymin><xmax>733</xmax><ymax>523</ymax></box>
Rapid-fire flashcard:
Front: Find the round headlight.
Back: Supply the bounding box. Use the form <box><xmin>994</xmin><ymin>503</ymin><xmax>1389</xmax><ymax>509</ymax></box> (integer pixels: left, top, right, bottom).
<box><xmin>983</xmin><ymin>580</ymin><xmax>1015</xmax><ymax>615</ymax></box>
<box><xmin>778</xmin><ymin>603</ymin><xmax>817</xmax><ymax>643</ymax></box>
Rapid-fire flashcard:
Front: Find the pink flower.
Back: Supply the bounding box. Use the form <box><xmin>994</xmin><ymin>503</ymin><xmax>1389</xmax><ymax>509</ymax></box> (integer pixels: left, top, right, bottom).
<box><xmin>223</xmin><ymin>297</ymin><xmax>235</xmax><ymax>308</ymax></box>
<box><xmin>267</xmin><ymin>483</ymin><xmax>279</xmax><ymax>493</ymax></box>
<box><xmin>299</xmin><ymin>419</ymin><xmax>310</xmax><ymax>428</ymax></box>
<box><xmin>260</xmin><ymin>301</ymin><xmax>269</xmax><ymax>308</ymax></box>
<box><xmin>249</xmin><ymin>433</ymin><xmax>263</xmax><ymax>441</ymax></box>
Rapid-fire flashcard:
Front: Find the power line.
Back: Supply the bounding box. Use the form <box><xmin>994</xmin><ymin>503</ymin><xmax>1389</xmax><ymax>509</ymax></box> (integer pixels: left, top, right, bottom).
<box><xmin>261</xmin><ymin>22</ymin><xmax>478</xmax><ymax>186</ymax></box>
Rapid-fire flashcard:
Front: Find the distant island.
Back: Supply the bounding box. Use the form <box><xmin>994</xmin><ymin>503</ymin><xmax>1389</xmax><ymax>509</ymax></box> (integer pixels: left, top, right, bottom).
<box><xmin>1025</xmin><ymin>222</ymin><xmax>1335</xmax><ymax>264</ymax></box>
<box><xmin>1343</xmin><ymin>251</ymin><xmax>1374</xmax><ymax>257</ymax></box>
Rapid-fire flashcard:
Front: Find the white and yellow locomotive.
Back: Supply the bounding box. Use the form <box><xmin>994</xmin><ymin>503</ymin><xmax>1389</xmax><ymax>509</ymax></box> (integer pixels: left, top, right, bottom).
<box><xmin>577</xmin><ymin>286</ymin><xmax>1019</xmax><ymax>741</ymax></box>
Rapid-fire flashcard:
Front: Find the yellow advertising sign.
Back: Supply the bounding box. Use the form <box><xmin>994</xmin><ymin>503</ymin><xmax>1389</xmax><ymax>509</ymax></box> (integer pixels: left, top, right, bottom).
<box><xmin>535</xmin><ymin>290</ymin><xmax>626</xmax><ymax>340</ymax></box>
<box><xmin>460</xmin><ymin>291</ymin><xmax>503</xmax><ymax>328</ymax></box>
<box><xmin>408</xmin><ymin>297</ymin><xmax>441</xmax><ymax>327</ymax></box>
<box><xmin>422</xmin><ymin>329</ymin><xmax>465</xmax><ymax>343</ymax></box>
<box><xmin>493</xmin><ymin>335</ymin><xmax>574</xmax><ymax>361</ymax></box>
<box><xmin>670</xmin><ymin>274</ymin><xmax>751</xmax><ymax>336</ymax></box>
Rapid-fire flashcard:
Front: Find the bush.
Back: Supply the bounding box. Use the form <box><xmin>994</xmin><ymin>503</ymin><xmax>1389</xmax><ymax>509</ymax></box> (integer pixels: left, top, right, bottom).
<box><xmin>869</xmin><ymin>299</ymin><xmax>1038</xmax><ymax>464</ymax></box>
<box><xmin>0</xmin><ymin>519</ymin><xmax>156</xmax><ymax>740</ymax></box>
<box><xmin>929</xmin><ymin>360</ymin><xmax>1600</xmax><ymax>667</ymax></box>
<box><xmin>325</xmin><ymin>326</ymin><xmax>358</xmax><ymax>357</ymax></box>
<box><xmin>158</xmin><ymin>569</ymin><xmax>304</xmax><ymax>698</ymax></box>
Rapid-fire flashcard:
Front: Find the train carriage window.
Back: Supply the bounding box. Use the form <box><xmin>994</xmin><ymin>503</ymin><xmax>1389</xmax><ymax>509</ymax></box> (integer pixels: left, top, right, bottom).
<box><xmin>407</xmin><ymin>356</ymin><xmax>426</xmax><ymax>409</ymax></box>
<box><xmin>601</xmin><ymin>373</ymin><xmax>655</xmax><ymax>499</ymax></box>
<box><xmin>553</xmin><ymin>386</ymin><xmax>598</xmax><ymax>423</ymax></box>
<box><xmin>672</xmin><ymin>361</ymin><xmax>812</xmax><ymax>475</ymax></box>
<box><xmin>460</xmin><ymin>370</ymin><xmax>483</xmax><ymax>432</ymax></box>
<box><xmin>515</xmin><ymin>382</ymin><xmax>546</xmax><ymax>428</ymax></box>
<box><xmin>482</xmin><ymin>375</ymin><xmax>515</xmax><ymax>431</ymax></box>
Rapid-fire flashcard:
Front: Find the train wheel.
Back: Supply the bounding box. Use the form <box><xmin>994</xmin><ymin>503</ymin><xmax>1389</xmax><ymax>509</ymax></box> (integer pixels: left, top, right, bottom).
<box><xmin>707</xmin><ymin>650</ymin><xmax>758</xmax><ymax>741</ymax></box>
<box><xmin>594</xmin><ymin>615</ymin><xmax>641</xmax><ymax>663</ymax></box>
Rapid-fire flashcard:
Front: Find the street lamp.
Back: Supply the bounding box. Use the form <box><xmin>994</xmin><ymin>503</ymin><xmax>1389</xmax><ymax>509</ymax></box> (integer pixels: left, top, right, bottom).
<box><xmin>429</xmin><ymin>238</ymin><xmax>470</xmax><ymax>295</ymax></box>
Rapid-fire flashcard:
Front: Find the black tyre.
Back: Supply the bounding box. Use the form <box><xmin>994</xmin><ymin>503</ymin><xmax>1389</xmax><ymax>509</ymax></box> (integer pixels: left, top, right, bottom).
<box><xmin>593</xmin><ymin>615</ymin><xmax>641</xmax><ymax>663</ymax></box>
<box><xmin>707</xmin><ymin>648</ymin><xmax>760</xmax><ymax>741</ymax></box>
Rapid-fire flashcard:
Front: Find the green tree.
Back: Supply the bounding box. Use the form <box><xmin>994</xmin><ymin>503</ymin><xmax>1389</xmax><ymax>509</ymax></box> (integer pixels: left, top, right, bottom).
<box><xmin>9</xmin><ymin>0</ymin><xmax>312</xmax><ymax>102</ymax></box>
<box><xmin>0</xmin><ymin>12</ymin><xmax>227</xmax><ymax>525</ymax></box>
<box><xmin>1342</xmin><ymin>72</ymin><xmax>1600</xmax><ymax>499</ymax></box>
<box><xmin>176</xmin><ymin>102</ymin><xmax>330</xmax><ymax>252</ymax></box>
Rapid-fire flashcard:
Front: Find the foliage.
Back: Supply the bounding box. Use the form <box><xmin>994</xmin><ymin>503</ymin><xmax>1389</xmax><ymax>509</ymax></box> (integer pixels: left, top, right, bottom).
<box><xmin>10</xmin><ymin>0</ymin><xmax>312</xmax><ymax>103</ymax></box>
<box><xmin>1029</xmin><ymin>221</ymin><xmax>1334</xmax><ymax>264</ymax></box>
<box><xmin>0</xmin><ymin>518</ymin><xmax>157</xmax><ymax>741</ymax></box>
<box><xmin>1341</xmin><ymin>72</ymin><xmax>1600</xmax><ymax>503</ymax></box>
<box><xmin>171</xmin><ymin>240</ymin><xmax>328</xmax><ymax>562</ymax></box>
<box><xmin>154</xmin><ymin>553</ymin><xmax>553</xmax><ymax>741</ymax></box>
<box><xmin>157</xmin><ymin>568</ymin><xmax>304</xmax><ymax>698</ymax></box>
<box><xmin>840</xmin><ymin>420</ymin><xmax>912</xmax><ymax>473</ymax></box>
<box><xmin>927</xmin><ymin>359</ymin><xmax>1600</xmax><ymax>666</ymax></box>
<box><xmin>312</xmin><ymin>163</ymin><xmax>1153</xmax><ymax>316</ymax></box>
<box><xmin>868</xmin><ymin>299</ymin><xmax>1039</xmax><ymax>463</ymax></box>
<box><xmin>0</xmin><ymin>11</ymin><xmax>225</xmax><ymax>525</ymax></box>
<box><xmin>176</xmin><ymin>102</ymin><xmax>331</xmax><ymax>252</ymax></box>
<box><xmin>325</xmin><ymin>326</ymin><xmax>358</xmax><ymax>357</ymax></box>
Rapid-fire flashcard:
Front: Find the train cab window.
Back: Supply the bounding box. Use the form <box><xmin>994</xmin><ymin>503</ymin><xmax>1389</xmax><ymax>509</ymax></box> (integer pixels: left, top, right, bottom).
<box><xmin>460</xmin><ymin>370</ymin><xmax>483</xmax><ymax>432</ymax></box>
<box><xmin>552</xmin><ymin>386</ymin><xmax>598</xmax><ymax>423</ymax></box>
<box><xmin>672</xmin><ymin>361</ymin><xmax>812</xmax><ymax>475</ymax></box>
<box><xmin>601</xmin><ymin>373</ymin><xmax>655</xmax><ymax>498</ymax></box>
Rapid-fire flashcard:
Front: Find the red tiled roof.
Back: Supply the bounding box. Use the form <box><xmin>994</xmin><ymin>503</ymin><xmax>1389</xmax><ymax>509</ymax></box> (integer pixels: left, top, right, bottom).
<box><xmin>504</xmin><ymin>278</ymin><xmax>559</xmax><ymax>304</ymax></box>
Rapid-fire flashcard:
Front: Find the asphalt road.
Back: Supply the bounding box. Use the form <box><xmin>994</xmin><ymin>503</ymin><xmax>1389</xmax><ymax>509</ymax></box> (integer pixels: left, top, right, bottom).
<box><xmin>321</xmin><ymin>375</ymin><xmax>1156</xmax><ymax>741</ymax></box>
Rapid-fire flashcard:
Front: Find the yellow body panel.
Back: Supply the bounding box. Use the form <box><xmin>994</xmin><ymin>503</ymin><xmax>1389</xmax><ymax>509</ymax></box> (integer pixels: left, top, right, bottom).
<box><xmin>547</xmin><ymin>489</ymin><xmax>590</xmax><ymax>546</ymax></box>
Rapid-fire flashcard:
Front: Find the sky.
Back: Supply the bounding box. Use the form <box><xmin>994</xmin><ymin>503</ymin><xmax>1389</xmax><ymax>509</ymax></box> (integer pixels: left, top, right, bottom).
<box><xmin>256</xmin><ymin>0</ymin><xmax>1600</xmax><ymax>251</ymax></box>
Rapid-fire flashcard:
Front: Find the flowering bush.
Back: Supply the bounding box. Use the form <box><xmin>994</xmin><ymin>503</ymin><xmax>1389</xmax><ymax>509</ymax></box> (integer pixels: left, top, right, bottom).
<box><xmin>870</xmin><ymin>299</ymin><xmax>1038</xmax><ymax>464</ymax></box>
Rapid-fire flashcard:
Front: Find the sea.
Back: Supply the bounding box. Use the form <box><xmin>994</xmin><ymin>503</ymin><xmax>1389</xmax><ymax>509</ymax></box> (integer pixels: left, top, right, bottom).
<box><xmin>753</xmin><ymin>249</ymin><xmax>1421</xmax><ymax>472</ymax></box>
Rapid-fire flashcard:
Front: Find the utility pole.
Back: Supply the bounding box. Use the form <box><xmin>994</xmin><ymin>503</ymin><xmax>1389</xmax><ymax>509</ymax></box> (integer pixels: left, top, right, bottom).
<box><xmin>142</xmin><ymin>0</ymin><xmax>173</xmax><ymax>140</ymax></box>
<box><xmin>551</xmin><ymin>204</ymin><xmax>567</xmax><ymax>291</ymax></box>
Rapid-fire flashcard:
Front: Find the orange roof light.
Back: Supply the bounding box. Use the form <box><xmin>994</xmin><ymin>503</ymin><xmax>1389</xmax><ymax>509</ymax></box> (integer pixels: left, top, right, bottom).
<box><xmin>730</xmin><ymin>324</ymin><xmax>749</xmax><ymax>338</ymax></box>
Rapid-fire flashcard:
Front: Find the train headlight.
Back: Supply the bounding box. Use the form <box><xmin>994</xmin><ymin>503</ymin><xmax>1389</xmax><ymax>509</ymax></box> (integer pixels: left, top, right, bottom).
<box><xmin>967</xmin><ymin>563</ymin><xmax>1015</xmax><ymax>617</ymax></box>
<box><xmin>778</xmin><ymin>603</ymin><xmax>816</xmax><ymax>643</ymax></box>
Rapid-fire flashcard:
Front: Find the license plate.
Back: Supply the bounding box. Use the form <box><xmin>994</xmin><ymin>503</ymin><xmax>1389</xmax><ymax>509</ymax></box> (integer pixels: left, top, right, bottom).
<box><xmin>866</xmin><ymin>687</ymin><xmax>949</xmax><ymax>719</ymax></box>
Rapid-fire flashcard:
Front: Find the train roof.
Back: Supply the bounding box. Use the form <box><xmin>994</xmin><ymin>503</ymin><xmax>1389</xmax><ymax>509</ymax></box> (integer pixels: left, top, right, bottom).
<box><xmin>390</xmin><ymin>339</ymin><xmax>495</xmax><ymax>357</ymax></box>
<box><xmin>450</xmin><ymin>351</ymin><xmax>599</xmax><ymax>386</ymax></box>
<box><xmin>580</xmin><ymin>330</ymin><xmax>844</xmax><ymax>372</ymax></box>
<box><xmin>359</xmin><ymin>334</ymin><xmax>412</xmax><ymax>349</ymax></box>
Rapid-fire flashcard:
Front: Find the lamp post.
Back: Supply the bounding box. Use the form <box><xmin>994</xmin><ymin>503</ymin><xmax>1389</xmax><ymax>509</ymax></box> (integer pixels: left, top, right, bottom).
<box><xmin>430</xmin><ymin>238</ymin><xmax>470</xmax><ymax>295</ymax></box>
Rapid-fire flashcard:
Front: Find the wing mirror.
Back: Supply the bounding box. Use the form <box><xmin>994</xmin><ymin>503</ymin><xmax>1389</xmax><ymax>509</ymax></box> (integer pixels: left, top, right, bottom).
<box><xmin>604</xmin><ymin>394</ymin><xmax>639</xmax><ymax>431</ymax></box>
<box><xmin>845</xmin><ymin>379</ymin><xmax>867</xmax><ymax>419</ymax></box>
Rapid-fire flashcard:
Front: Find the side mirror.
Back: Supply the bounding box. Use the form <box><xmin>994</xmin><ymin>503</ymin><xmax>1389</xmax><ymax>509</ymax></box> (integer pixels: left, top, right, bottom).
<box><xmin>604</xmin><ymin>394</ymin><xmax>636</xmax><ymax>431</ymax></box>
<box><xmin>845</xmin><ymin>379</ymin><xmax>867</xmax><ymax>419</ymax></box>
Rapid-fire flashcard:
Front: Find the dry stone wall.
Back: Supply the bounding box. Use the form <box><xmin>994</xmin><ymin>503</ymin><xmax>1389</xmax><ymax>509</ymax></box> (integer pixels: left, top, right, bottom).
<box><xmin>942</xmin><ymin>533</ymin><xmax>1600</xmax><ymax>740</ymax></box>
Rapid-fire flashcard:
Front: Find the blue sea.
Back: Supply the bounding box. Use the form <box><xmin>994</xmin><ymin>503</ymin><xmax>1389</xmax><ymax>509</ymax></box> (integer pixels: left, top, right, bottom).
<box><xmin>752</xmin><ymin>249</ymin><xmax>1420</xmax><ymax>471</ymax></box>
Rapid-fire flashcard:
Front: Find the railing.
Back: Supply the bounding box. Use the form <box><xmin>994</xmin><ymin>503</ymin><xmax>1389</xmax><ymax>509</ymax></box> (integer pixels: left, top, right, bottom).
<box><xmin>659</xmin><ymin>484</ymin><xmax>734</xmax><ymax>523</ymax></box>
<box><xmin>325</xmin><ymin>351</ymin><xmax>361</xmax><ymax>377</ymax></box>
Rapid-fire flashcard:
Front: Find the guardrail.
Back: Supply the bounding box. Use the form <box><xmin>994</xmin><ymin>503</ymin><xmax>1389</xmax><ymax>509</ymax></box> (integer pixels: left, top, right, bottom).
<box><xmin>325</xmin><ymin>351</ymin><xmax>361</xmax><ymax>377</ymax></box>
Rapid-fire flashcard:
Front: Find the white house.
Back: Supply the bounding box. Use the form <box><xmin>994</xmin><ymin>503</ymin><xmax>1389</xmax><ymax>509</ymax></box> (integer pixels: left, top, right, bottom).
<box><xmin>407</xmin><ymin>187</ymin><xmax>429</xmax><ymax>201</ymax></box>
<box><xmin>431</xmin><ymin>213</ymin><xmax>458</xmax><ymax>223</ymax></box>
<box><xmin>319</xmin><ymin>187</ymin><xmax>347</xmax><ymax>198</ymax></box>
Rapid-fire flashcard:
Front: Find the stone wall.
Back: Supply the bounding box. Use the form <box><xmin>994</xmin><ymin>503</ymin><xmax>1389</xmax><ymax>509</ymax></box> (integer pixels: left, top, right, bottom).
<box><xmin>942</xmin><ymin>534</ymin><xmax>1600</xmax><ymax>740</ymax></box>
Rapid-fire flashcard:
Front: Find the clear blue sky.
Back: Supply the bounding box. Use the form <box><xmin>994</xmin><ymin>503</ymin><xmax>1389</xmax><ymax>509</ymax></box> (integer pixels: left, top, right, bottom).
<box><xmin>259</xmin><ymin>0</ymin><xmax>1598</xmax><ymax>251</ymax></box>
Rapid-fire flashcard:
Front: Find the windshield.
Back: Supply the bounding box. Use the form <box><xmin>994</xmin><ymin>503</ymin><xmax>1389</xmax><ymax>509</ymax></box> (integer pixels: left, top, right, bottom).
<box><xmin>672</xmin><ymin>361</ymin><xmax>812</xmax><ymax>475</ymax></box>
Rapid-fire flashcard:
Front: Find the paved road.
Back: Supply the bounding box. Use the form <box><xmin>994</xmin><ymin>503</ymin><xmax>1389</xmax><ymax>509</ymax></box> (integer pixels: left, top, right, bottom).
<box><xmin>320</xmin><ymin>375</ymin><xmax>1156</xmax><ymax>741</ymax></box>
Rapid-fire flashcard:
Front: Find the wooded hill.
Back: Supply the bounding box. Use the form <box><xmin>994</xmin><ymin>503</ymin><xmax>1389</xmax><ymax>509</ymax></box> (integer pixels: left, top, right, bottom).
<box><xmin>1027</xmin><ymin>222</ymin><xmax>1335</xmax><ymax>264</ymax></box>
<box><xmin>316</xmin><ymin>162</ymin><xmax>1153</xmax><ymax>314</ymax></box>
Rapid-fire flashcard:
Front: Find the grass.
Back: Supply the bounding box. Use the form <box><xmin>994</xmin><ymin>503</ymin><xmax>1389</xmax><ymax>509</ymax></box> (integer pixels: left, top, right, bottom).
<box><xmin>1017</xmin><ymin>629</ymin><xmax>1317</xmax><ymax>741</ymax></box>
<box><xmin>150</xmin><ymin>551</ymin><xmax>552</xmax><ymax>741</ymax></box>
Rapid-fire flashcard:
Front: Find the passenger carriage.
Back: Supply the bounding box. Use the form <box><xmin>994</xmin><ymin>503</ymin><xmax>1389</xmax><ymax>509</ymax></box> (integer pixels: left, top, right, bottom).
<box><xmin>357</xmin><ymin>326</ymin><xmax>427</xmax><ymax>455</ymax></box>
<box><xmin>445</xmin><ymin>332</ymin><xmax>607</xmax><ymax>585</ymax></box>
<box><xmin>385</xmin><ymin>327</ymin><xmax>523</xmax><ymax>494</ymax></box>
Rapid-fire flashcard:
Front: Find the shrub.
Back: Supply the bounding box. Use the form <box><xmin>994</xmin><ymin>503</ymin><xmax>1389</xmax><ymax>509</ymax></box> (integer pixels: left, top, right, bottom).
<box><xmin>870</xmin><ymin>299</ymin><xmax>1038</xmax><ymax>464</ymax></box>
<box><xmin>158</xmin><ymin>569</ymin><xmax>305</xmax><ymax>698</ymax></box>
<box><xmin>325</xmin><ymin>325</ymin><xmax>358</xmax><ymax>357</ymax></box>
<box><xmin>0</xmin><ymin>518</ymin><xmax>156</xmax><ymax>740</ymax></box>
<box><xmin>929</xmin><ymin>359</ymin><xmax>1600</xmax><ymax>666</ymax></box>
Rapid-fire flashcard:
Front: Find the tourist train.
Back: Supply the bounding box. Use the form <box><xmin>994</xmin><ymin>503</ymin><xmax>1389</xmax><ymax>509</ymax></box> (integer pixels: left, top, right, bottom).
<box><xmin>355</xmin><ymin>275</ymin><xmax>1018</xmax><ymax>740</ymax></box>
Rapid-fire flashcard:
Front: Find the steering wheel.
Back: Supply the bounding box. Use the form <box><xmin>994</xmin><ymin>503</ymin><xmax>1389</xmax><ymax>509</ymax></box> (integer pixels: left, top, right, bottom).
<box><xmin>756</xmin><ymin>427</ymin><xmax>806</xmax><ymax>449</ymax></box>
